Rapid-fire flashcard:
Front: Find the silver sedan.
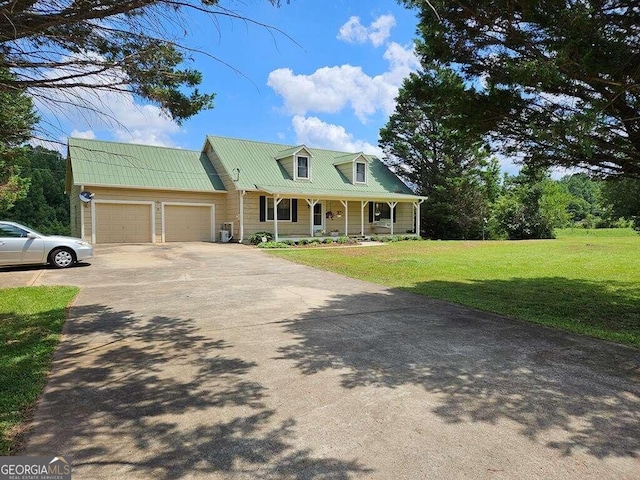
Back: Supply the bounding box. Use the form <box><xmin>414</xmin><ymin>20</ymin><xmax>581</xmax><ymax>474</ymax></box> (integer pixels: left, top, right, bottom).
<box><xmin>0</xmin><ymin>221</ymin><xmax>93</xmax><ymax>269</ymax></box>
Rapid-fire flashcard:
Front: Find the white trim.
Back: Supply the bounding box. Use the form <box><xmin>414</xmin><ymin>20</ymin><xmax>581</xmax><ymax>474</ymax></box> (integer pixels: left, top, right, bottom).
<box><xmin>353</xmin><ymin>161</ymin><xmax>367</xmax><ymax>184</ymax></box>
<box><xmin>306</xmin><ymin>198</ymin><xmax>320</xmax><ymax>238</ymax></box>
<box><xmin>161</xmin><ymin>202</ymin><xmax>215</xmax><ymax>242</ymax></box>
<box><xmin>294</xmin><ymin>155</ymin><xmax>311</xmax><ymax>181</ymax></box>
<box><xmin>273</xmin><ymin>196</ymin><xmax>282</xmax><ymax>242</ymax></box>
<box><xmin>91</xmin><ymin>199</ymin><xmax>155</xmax><ymax>244</ymax></box>
<box><xmin>266</xmin><ymin>197</ymin><xmax>292</xmax><ymax>222</ymax></box>
<box><xmin>240</xmin><ymin>191</ymin><xmax>246</xmax><ymax>243</ymax></box>
<box><xmin>387</xmin><ymin>201</ymin><xmax>397</xmax><ymax>236</ymax></box>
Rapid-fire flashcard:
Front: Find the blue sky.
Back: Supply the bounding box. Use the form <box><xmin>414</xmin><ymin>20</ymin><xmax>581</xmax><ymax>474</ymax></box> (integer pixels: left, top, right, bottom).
<box><xmin>35</xmin><ymin>0</ymin><xmax>422</xmax><ymax>161</ymax></box>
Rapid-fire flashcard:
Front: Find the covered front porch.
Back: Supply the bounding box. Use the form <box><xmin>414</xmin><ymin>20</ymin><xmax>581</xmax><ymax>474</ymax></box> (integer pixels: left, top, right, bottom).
<box><xmin>237</xmin><ymin>190</ymin><xmax>426</xmax><ymax>243</ymax></box>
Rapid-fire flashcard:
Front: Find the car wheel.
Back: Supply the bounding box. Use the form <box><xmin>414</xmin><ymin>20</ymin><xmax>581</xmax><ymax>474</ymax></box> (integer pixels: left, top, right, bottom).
<box><xmin>50</xmin><ymin>248</ymin><xmax>75</xmax><ymax>269</ymax></box>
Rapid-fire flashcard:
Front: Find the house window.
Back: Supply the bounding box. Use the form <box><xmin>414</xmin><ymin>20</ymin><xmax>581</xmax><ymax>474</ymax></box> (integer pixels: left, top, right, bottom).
<box><xmin>374</xmin><ymin>202</ymin><xmax>391</xmax><ymax>220</ymax></box>
<box><xmin>355</xmin><ymin>162</ymin><xmax>366</xmax><ymax>183</ymax></box>
<box><xmin>267</xmin><ymin>198</ymin><xmax>291</xmax><ymax>221</ymax></box>
<box><xmin>297</xmin><ymin>156</ymin><xmax>309</xmax><ymax>179</ymax></box>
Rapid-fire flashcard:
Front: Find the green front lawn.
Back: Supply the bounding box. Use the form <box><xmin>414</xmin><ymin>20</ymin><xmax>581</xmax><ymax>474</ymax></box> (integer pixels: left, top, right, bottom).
<box><xmin>270</xmin><ymin>234</ymin><xmax>640</xmax><ymax>346</ymax></box>
<box><xmin>0</xmin><ymin>286</ymin><xmax>79</xmax><ymax>455</ymax></box>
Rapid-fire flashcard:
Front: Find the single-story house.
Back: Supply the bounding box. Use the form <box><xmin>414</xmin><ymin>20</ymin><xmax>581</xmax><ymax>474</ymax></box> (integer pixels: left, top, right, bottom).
<box><xmin>66</xmin><ymin>136</ymin><xmax>426</xmax><ymax>243</ymax></box>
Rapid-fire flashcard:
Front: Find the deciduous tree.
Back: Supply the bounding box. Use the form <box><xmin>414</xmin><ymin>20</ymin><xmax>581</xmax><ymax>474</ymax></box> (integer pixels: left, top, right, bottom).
<box><xmin>0</xmin><ymin>64</ymin><xmax>37</xmax><ymax>212</ymax></box>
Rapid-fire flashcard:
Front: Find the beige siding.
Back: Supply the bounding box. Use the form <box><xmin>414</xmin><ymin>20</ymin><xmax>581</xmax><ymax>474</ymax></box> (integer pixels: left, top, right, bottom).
<box><xmin>278</xmin><ymin>156</ymin><xmax>294</xmax><ymax>179</ymax></box>
<box><xmin>69</xmin><ymin>184</ymin><xmax>82</xmax><ymax>238</ymax></box>
<box><xmin>85</xmin><ymin>186</ymin><xmax>225</xmax><ymax>243</ymax></box>
<box><xmin>165</xmin><ymin>205</ymin><xmax>212</xmax><ymax>242</ymax></box>
<box><xmin>335</xmin><ymin>163</ymin><xmax>353</xmax><ymax>183</ymax></box>
<box><xmin>96</xmin><ymin>203</ymin><xmax>152</xmax><ymax>243</ymax></box>
<box><xmin>204</xmin><ymin>146</ymin><xmax>238</xmax><ymax>237</ymax></box>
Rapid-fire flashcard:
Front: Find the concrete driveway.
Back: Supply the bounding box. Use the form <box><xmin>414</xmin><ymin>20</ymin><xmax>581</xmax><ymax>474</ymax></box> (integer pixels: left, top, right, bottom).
<box><xmin>15</xmin><ymin>243</ymin><xmax>640</xmax><ymax>479</ymax></box>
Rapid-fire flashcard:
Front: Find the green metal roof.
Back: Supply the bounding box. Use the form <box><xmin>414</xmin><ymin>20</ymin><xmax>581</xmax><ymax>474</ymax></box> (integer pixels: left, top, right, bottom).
<box><xmin>207</xmin><ymin>135</ymin><xmax>422</xmax><ymax>200</ymax></box>
<box><xmin>333</xmin><ymin>152</ymin><xmax>368</xmax><ymax>165</ymax></box>
<box><xmin>274</xmin><ymin>145</ymin><xmax>310</xmax><ymax>159</ymax></box>
<box><xmin>68</xmin><ymin>138</ymin><xmax>226</xmax><ymax>192</ymax></box>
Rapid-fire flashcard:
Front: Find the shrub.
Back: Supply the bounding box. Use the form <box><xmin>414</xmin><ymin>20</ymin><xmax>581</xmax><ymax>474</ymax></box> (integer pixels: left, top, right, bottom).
<box><xmin>309</xmin><ymin>238</ymin><xmax>321</xmax><ymax>244</ymax></box>
<box><xmin>298</xmin><ymin>239</ymin><xmax>309</xmax><ymax>245</ymax></box>
<box><xmin>322</xmin><ymin>238</ymin><xmax>333</xmax><ymax>244</ymax></box>
<box><xmin>282</xmin><ymin>239</ymin><xmax>296</xmax><ymax>245</ymax></box>
<box><xmin>257</xmin><ymin>241</ymin><xmax>290</xmax><ymax>249</ymax></box>
<box><xmin>248</xmin><ymin>231</ymin><xmax>273</xmax><ymax>245</ymax></box>
<box><xmin>336</xmin><ymin>236</ymin><xmax>350</xmax><ymax>244</ymax></box>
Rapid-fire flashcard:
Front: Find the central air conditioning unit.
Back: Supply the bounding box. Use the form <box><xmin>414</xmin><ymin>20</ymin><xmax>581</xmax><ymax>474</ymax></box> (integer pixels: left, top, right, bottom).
<box><xmin>219</xmin><ymin>222</ymin><xmax>234</xmax><ymax>243</ymax></box>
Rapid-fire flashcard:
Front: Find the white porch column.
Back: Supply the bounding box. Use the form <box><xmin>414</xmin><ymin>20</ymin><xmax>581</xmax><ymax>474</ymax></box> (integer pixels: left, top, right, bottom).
<box><xmin>360</xmin><ymin>201</ymin><xmax>366</xmax><ymax>236</ymax></box>
<box><xmin>239</xmin><ymin>190</ymin><xmax>246</xmax><ymax>243</ymax></box>
<box><xmin>387</xmin><ymin>201</ymin><xmax>397</xmax><ymax>236</ymax></box>
<box><xmin>415</xmin><ymin>199</ymin><xmax>424</xmax><ymax>237</ymax></box>
<box><xmin>274</xmin><ymin>196</ymin><xmax>282</xmax><ymax>242</ymax></box>
<box><xmin>306</xmin><ymin>198</ymin><xmax>319</xmax><ymax>237</ymax></box>
<box><xmin>340</xmin><ymin>200</ymin><xmax>348</xmax><ymax>236</ymax></box>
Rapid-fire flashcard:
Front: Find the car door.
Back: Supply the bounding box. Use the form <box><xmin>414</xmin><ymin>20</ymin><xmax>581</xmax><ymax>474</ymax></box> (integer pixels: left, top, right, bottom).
<box><xmin>0</xmin><ymin>224</ymin><xmax>45</xmax><ymax>265</ymax></box>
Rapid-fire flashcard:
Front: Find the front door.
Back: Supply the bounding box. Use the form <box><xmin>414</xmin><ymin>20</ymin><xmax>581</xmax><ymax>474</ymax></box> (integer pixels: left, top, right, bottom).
<box><xmin>313</xmin><ymin>203</ymin><xmax>323</xmax><ymax>231</ymax></box>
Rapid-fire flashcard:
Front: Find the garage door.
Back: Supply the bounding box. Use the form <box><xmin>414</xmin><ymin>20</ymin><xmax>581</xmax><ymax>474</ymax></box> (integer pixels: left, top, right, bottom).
<box><xmin>164</xmin><ymin>204</ymin><xmax>212</xmax><ymax>242</ymax></box>
<box><xmin>95</xmin><ymin>203</ymin><xmax>152</xmax><ymax>243</ymax></box>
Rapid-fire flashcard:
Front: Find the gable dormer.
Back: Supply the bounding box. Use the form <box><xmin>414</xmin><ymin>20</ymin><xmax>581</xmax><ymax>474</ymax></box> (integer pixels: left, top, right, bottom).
<box><xmin>333</xmin><ymin>153</ymin><xmax>369</xmax><ymax>185</ymax></box>
<box><xmin>275</xmin><ymin>145</ymin><xmax>313</xmax><ymax>181</ymax></box>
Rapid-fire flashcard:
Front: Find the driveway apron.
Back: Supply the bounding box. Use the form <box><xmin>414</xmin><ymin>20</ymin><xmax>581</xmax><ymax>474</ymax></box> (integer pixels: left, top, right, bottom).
<box><xmin>23</xmin><ymin>243</ymin><xmax>640</xmax><ymax>479</ymax></box>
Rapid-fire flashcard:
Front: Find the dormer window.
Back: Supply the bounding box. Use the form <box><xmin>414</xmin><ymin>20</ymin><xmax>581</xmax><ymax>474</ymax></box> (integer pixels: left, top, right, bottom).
<box><xmin>355</xmin><ymin>161</ymin><xmax>366</xmax><ymax>183</ymax></box>
<box><xmin>296</xmin><ymin>156</ymin><xmax>309</xmax><ymax>180</ymax></box>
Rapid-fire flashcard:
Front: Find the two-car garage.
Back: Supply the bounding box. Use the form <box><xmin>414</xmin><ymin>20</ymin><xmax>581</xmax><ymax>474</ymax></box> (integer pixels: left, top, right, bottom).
<box><xmin>90</xmin><ymin>199</ymin><xmax>216</xmax><ymax>244</ymax></box>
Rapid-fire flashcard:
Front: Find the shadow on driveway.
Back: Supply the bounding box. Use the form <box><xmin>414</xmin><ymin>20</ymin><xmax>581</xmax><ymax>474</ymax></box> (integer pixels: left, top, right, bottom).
<box><xmin>277</xmin><ymin>287</ymin><xmax>640</xmax><ymax>460</ymax></box>
<box><xmin>24</xmin><ymin>303</ymin><xmax>371</xmax><ymax>479</ymax></box>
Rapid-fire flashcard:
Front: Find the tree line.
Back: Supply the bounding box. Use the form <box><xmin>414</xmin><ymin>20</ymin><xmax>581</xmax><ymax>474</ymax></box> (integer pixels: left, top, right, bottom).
<box><xmin>382</xmin><ymin>0</ymin><xmax>639</xmax><ymax>239</ymax></box>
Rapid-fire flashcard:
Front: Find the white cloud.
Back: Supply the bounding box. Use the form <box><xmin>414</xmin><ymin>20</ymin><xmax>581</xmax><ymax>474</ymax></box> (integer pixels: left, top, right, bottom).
<box><xmin>292</xmin><ymin>115</ymin><xmax>383</xmax><ymax>158</ymax></box>
<box><xmin>338</xmin><ymin>14</ymin><xmax>396</xmax><ymax>47</ymax></box>
<box><xmin>30</xmin><ymin>53</ymin><xmax>182</xmax><ymax>147</ymax></box>
<box><xmin>267</xmin><ymin>42</ymin><xmax>419</xmax><ymax>123</ymax></box>
<box><xmin>338</xmin><ymin>17</ymin><xmax>368</xmax><ymax>44</ymax></box>
<box><xmin>70</xmin><ymin>129</ymin><xmax>96</xmax><ymax>140</ymax></box>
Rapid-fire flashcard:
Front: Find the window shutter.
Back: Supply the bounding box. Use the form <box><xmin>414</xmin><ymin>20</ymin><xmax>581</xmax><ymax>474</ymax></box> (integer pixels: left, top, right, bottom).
<box><xmin>368</xmin><ymin>202</ymin><xmax>374</xmax><ymax>223</ymax></box>
<box><xmin>259</xmin><ymin>196</ymin><xmax>266</xmax><ymax>222</ymax></box>
<box><xmin>393</xmin><ymin>205</ymin><xmax>397</xmax><ymax>223</ymax></box>
<box><xmin>291</xmin><ymin>199</ymin><xmax>298</xmax><ymax>222</ymax></box>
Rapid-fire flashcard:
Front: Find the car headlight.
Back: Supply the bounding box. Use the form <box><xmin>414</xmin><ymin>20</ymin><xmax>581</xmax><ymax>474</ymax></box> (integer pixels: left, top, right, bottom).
<box><xmin>75</xmin><ymin>241</ymin><xmax>90</xmax><ymax>246</ymax></box>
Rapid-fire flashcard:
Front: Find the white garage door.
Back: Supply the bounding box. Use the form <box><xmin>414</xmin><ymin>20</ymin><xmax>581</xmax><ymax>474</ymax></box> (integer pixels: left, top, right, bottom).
<box><xmin>164</xmin><ymin>204</ymin><xmax>213</xmax><ymax>242</ymax></box>
<box><xmin>95</xmin><ymin>203</ymin><xmax>152</xmax><ymax>243</ymax></box>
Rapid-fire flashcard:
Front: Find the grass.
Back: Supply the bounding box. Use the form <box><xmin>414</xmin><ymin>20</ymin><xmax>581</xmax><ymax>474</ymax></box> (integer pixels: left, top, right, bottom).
<box><xmin>269</xmin><ymin>232</ymin><xmax>640</xmax><ymax>347</ymax></box>
<box><xmin>0</xmin><ymin>286</ymin><xmax>79</xmax><ymax>455</ymax></box>
<box><xmin>555</xmin><ymin>227</ymin><xmax>638</xmax><ymax>238</ymax></box>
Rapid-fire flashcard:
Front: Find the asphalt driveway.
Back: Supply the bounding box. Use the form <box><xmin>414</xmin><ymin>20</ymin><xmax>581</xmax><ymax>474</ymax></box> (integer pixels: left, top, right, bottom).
<box><xmin>16</xmin><ymin>243</ymin><xmax>640</xmax><ymax>479</ymax></box>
